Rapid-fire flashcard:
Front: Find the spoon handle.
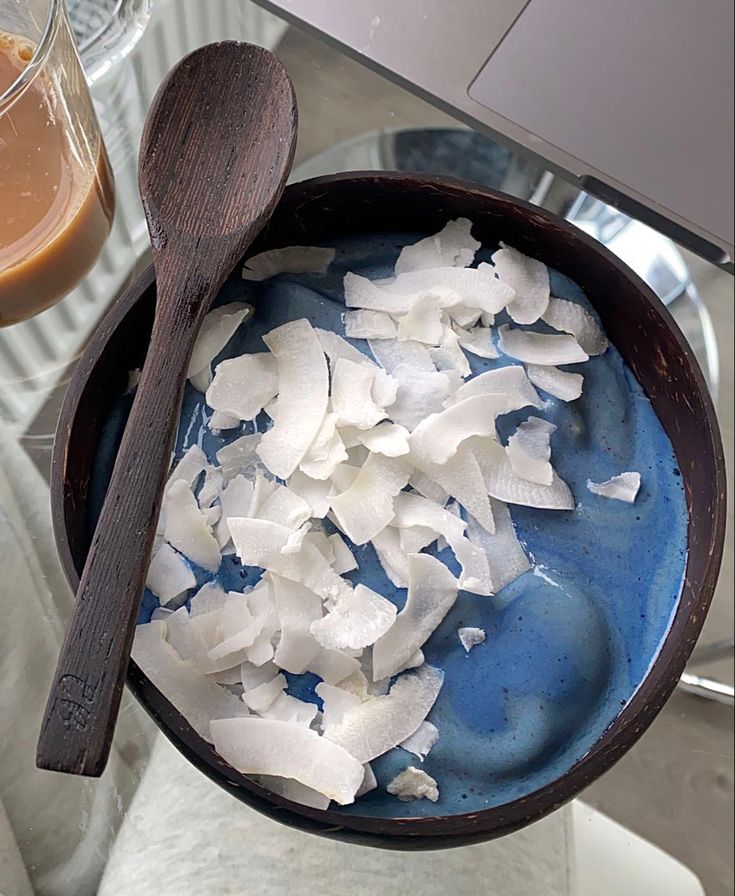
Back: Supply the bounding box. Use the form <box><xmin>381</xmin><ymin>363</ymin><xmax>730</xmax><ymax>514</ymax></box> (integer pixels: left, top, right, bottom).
<box><xmin>37</xmin><ymin>305</ymin><xmax>199</xmax><ymax>776</ymax></box>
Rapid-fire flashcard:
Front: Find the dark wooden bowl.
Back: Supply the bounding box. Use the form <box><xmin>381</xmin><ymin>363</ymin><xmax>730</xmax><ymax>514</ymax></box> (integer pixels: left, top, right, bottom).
<box><xmin>51</xmin><ymin>173</ymin><xmax>726</xmax><ymax>849</ymax></box>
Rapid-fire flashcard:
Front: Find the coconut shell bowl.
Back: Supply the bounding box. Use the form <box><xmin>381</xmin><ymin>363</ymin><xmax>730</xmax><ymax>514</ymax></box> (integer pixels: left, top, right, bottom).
<box><xmin>51</xmin><ymin>173</ymin><xmax>726</xmax><ymax>849</ymax></box>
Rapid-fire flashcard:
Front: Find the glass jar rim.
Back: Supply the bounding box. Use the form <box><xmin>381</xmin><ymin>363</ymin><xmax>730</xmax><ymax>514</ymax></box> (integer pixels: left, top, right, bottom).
<box><xmin>0</xmin><ymin>0</ymin><xmax>61</xmax><ymax>111</ymax></box>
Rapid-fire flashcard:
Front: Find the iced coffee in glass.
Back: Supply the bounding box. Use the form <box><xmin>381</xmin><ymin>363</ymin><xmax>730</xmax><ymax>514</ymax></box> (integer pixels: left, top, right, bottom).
<box><xmin>1</xmin><ymin>0</ymin><xmax>114</xmax><ymax>326</ymax></box>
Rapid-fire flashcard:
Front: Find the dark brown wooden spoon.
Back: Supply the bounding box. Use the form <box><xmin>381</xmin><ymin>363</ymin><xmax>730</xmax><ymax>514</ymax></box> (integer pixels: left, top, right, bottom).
<box><xmin>36</xmin><ymin>41</ymin><xmax>297</xmax><ymax>777</ymax></box>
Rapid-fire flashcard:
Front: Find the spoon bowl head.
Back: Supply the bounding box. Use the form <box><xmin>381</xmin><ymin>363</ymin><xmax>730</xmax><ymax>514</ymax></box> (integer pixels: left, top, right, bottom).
<box><xmin>138</xmin><ymin>42</ymin><xmax>297</xmax><ymax>268</ymax></box>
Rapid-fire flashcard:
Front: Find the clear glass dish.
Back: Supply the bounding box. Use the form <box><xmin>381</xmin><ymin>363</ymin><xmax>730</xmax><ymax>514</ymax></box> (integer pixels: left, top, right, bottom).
<box><xmin>68</xmin><ymin>0</ymin><xmax>151</xmax><ymax>84</ymax></box>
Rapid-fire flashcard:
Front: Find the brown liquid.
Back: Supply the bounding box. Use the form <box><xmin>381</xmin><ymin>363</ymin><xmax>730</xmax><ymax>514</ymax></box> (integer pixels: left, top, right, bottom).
<box><xmin>0</xmin><ymin>31</ymin><xmax>115</xmax><ymax>326</ymax></box>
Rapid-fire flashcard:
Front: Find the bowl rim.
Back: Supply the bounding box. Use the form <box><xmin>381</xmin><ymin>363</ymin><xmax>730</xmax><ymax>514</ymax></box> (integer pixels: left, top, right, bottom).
<box><xmin>51</xmin><ymin>171</ymin><xmax>727</xmax><ymax>848</ymax></box>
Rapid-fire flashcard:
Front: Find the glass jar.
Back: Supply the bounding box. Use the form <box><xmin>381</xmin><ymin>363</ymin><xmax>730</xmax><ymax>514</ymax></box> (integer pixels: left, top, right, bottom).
<box><xmin>0</xmin><ymin>0</ymin><xmax>115</xmax><ymax>325</ymax></box>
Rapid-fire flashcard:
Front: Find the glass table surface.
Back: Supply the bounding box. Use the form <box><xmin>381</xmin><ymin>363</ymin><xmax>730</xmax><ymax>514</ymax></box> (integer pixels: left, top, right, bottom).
<box><xmin>0</xmin><ymin>4</ymin><xmax>732</xmax><ymax>895</ymax></box>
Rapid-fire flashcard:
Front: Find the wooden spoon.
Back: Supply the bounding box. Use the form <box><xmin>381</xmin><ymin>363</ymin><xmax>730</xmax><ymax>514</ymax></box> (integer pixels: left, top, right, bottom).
<box><xmin>37</xmin><ymin>42</ymin><xmax>297</xmax><ymax>776</ymax></box>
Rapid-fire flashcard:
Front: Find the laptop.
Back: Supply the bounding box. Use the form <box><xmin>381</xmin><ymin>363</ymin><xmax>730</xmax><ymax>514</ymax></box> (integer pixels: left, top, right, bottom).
<box><xmin>256</xmin><ymin>0</ymin><xmax>734</xmax><ymax>272</ymax></box>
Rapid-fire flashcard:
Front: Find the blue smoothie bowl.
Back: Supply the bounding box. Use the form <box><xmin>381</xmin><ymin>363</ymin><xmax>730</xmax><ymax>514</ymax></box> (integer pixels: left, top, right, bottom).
<box><xmin>51</xmin><ymin>173</ymin><xmax>726</xmax><ymax>848</ymax></box>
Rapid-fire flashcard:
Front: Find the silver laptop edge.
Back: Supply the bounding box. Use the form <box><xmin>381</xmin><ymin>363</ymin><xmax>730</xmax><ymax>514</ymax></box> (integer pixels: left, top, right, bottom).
<box><xmin>256</xmin><ymin>0</ymin><xmax>734</xmax><ymax>273</ymax></box>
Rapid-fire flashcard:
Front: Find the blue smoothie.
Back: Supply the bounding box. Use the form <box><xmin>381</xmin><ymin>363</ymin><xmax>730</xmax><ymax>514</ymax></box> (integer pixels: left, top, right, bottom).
<box><xmin>94</xmin><ymin>233</ymin><xmax>688</xmax><ymax>817</ymax></box>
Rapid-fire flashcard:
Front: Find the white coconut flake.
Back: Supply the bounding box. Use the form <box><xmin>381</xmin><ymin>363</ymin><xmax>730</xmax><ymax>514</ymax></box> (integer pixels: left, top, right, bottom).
<box><xmin>316</xmin><ymin>682</ymin><xmax>363</xmax><ymax>729</ymax></box>
<box><xmin>399</xmin><ymin>720</ymin><xmax>439</xmax><ymax>761</ymax></box>
<box><xmin>242</xmin><ymin>587</ymin><xmax>279</xmax><ymax>667</ymax></box>
<box><xmin>429</xmin><ymin>325</ymin><xmax>471</xmax><ymax>378</ymax></box>
<box><xmin>492</xmin><ymin>245</ymin><xmax>549</xmax><ymax>325</ymax></box>
<box><xmin>229</xmin><ymin>518</ymin><xmax>306</xmax><ymax>567</ymax></box>
<box><xmin>202</xmin><ymin>505</ymin><xmax>222</xmax><ymax>528</ymax></box>
<box><xmin>243</xmin><ymin>673</ymin><xmax>286</xmax><ymax>712</ymax></box>
<box><xmin>189</xmin><ymin>581</ymin><xmax>228</xmax><ymax>617</ymax></box>
<box><xmin>246</xmin><ymin>628</ymin><xmax>277</xmax><ymax>667</ymax></box>
<box><xmin>196</xmin><ymin>467</ymin><xmax>223</xmax><ymax>512</ymax></box>
<box><xmin>166</xmin><ymin>606</ymin><xmax>221</xmax><ymax>672</ymax></box>
<box><xmin>387</xmin><ymin>365</ymin><xmax>457</xmax><ymax>431</ymax></box>
<box><xmin>163</xmin><ymin>610</ymin><xmax>216</xmax><ymax>667</ymax></box>
<box><xmin>214</xmin><ymin>475</ymin><xmax>254</xmax><ymax>548</ymax></box>
<box><xmin>323</xmin><ymin>663</ymin><xmax>444</xmax><ymax>763</ymax></box>
<box><xmin>399</xmin><ymin>524</ymin><xmax>436</xmax><ymax>555</ymax></box>
<box><xmin>257</xmin><ymin>775</ymin><xmax>330</xmax><ymax>810</ymax></box>
<box><xmin>328</xmin><ymin>533</ymin><xmax>358</xmax><ymax>574</ymax></box>
<box><xmin>215</xmin><ymin>434</ymin><xmax>263</xmax><ymax>481</ymax></box>
<box><xmin>163</xmin><ymin>480</ymin><xmax>221</xmax><ymax>572</ymax></box>
<box><xmin>211</xmin><ymin>667</ymin><xmax>242</xmax><ymax>686</ymax></box>
<box><xmin>372</xmin><ymin>556</ymin><xmax>458</xmax><ymax>680</ymax></box>
<box><xmin>391</xmin><ymin>492</ymin><xmax>492</xmax><ymax>595</ymax></box>
<box><xmin>214</xmin><ymin>590</ymin><xmax>255</xmax><ymax>642</ymax></box>
<box><xmin>409</xmin><ymin>472</ymin><xmax>449</xmax><ymax>505</ymax></box>
<box><xmin>368</xmin><ymin>338</ymin><xmax>436</xmax><ymax>374</ymax></box>
<box><xmin>409</xmin><ymin>394</ymin><xmax>510</xmax><ymax>466</ymax></box>
<box><xmin>132</xmin><ymin>622</ymin><xmax>248</xmax><ymax>742</ymax></box>
<box><xmin>257</xmin><ymin>485</ymin><xmax>312</xmax><ymax>530</ymax></box>
<box><xmin>507</xmin><ymin>417</ymin><xmax>557</xmax><ymax>486</ymax></box>
<box><xmin>207</xmin><ymin>589</ymin><xmax>275</xmax><ymax>671</ymax></box>
<box><xmin>208</xmin><ymin>410</ymin><xmax>241</xmax><ymax>433</ymax></box>
<box><xmin>125</xmin><ymin>367</ymin><xmax>141</xmax><ymax>394</ymax></box>
<box><xmin>395</xmin><ymin>294</ymin><xmax>447</xmax><ymax>344</ymax></box>
<box><xmin>370</xmin><ymin>527</ymin><xmax>410</xmax><ymax>588</ymax></box>
<box><xmin>449</xmin><ymin>305</ymin><xmax>483</xmax><ymax>328</ymax></box>
<box><xmin>248</xmin><ymin>473</ymin><xmax>279</xmax><ymax>518</ymax></box>
<box><xmin>346</xmin><ymin>444</ymin><xmax>370</xmax><ymax>467</ymax></box>
<box><xmin>240</xmin><ymin>660</ymin><xmax>279</xmax><ymax>691</ymax></box>
<box><xmin>241</xmin><ymin>246</ymin><xmax>335</xmax><ymax>281</ymax></box>
<box><xmin>210</xmin><ymin>718</ymin><xmax>364</xmax><ymax>805</ymax></box>
<box><xmin>271</xmin><ymin>576</ymin><xmax>322</xmax><ymax>674</ymax></box>
<box><xmin>266</xmin><ymin>542</ymin><xmax>353</xmax><ymax>606</ymax></box>
<box><xmin>542</xmin><ymin>297</ymin><xmax>609</xmax><ymax>356</ymax></box>
<box><xmin>316</xmin><ymin>328</ymin><xmax>378</xmax><ymax>370</ymax></box>
<box><xmin>344</xmin><ymin>273</ymin><xmax>419</xmax><ymax>315</ymax></box>
<box><xmin>307</xmin><ymin>646</ymin><xmax>361</xmax><ymax>685</ymax></box>
<box><xmin>344</xmin><ymin>309</ymin><xmax>398</xmax><ymax>340</ymax></box>
<box><xmin>499</xmin><ymin>325</ymin><xmax>589</xmax><ymax>366</ymax></box>
<box><xmin>304</xmin><ymin>530</ymin><xmax>335</xmax><ymax>564</ymax></box>
<box><xmin>257</xmin><ymin>319</ymin><xmax>329</xmax><ymax>479</ymax></box>
<box><xmin>387</xmin><ymin>767</ymin><xmax>439</xmax><ymax>802</ymax></box>
<box><xmin>167</xmin><ymin>444</ymin><xmax>208</xmax><ymax>491</ymax></box>
<box><xmin>299</xmin><ymin>412</ymin><xmax>348</xmax><ymax>480</ymax></box>
<box><xmin>260</xmin><ymin>693</ymin><xmax>319</xmax><ymax>727</ymax></box>
<box><xmin>206</xmin><ymin>353</ymin><xmax>278</xmax><ymax>422</ymax></box>
<box><xmin>287</xmin><ymin>471</ymin><xmax>334</xmax><ymax>518</ymax></box>
<box><xmin>187</xmin><ymin>303</ymin><xmax>253</xmax><ymax>392</ymax></box>
<box><xmin>587</xmin><ymin>472</ymin><xmax>641</xmax><ymax>503</ymax></box>
<box><xmin>454</xmin><ymin>324</ymin><xmax>499</xmax><ymax>359</ymax></box>
<box><xmin>339</xmin><ymin>668</ymin><xmax>374</xmax><ymax>699</ymax></box>
<box><xmin>390</xmin><ymin>264</ymin><xmax>514</xmax><ymax>315</ymax></box>
<box><xmin>357</xmin><ymin>763</ymin><xmax>378</xmax><ymax>797</ymax></box>
<box><xmin>311</xmin><ymin>584</ymin><xmax>397</xmax><ymax>651</ymax></box>
<box><xmin>526</xmin><ymin>364</ymin><xmax>584</xmax><ymax>402</ymax></box>
<box><xmin>371</xmin><ymin>368</ymin><xmax>399</xmax><ymax>408</ymax></box>
<box><xmin>465</xmin><ymin>501</ymin><xmax>530</xmax><ymax>593</ymax></box>
<box><xmin>330</xmin><ymin>359</ymin><xmax>389</xmax><ymax>430</ymax></box>
<box><xmin>146</xmin><ymin>543</ymin><xmax>196</xmax><ymax>604</ymax></box>
<box><xmin>473</xmin><ymin>438</ymin><xmax>574</xmax><ymax>510</ymax></box>
<box><xmin>458</xmin><ymin>627</ymin><xmax>486</xmax><ymax>652</ymax></box>
<box><xmin>354</xmin><ymin>422</ymin><xmax>410</xmax><ymax>457</ymax></box>
<box><xmin>449</xmin><ymin>365</ymin><xmax>543</xmax><ymax>411</ymax></box>
<box><xmin>331</xmin><ymin>454</ymin><xmax>411</xmax><ymax>545</ymax></box>
<box><xmin>394</xmin><ymin>218</ymin><xmax>480</xmax><ymax>275</ymax></box>
<box><xmin>415</xmin><ymin>443</ymin><xmax>495</xmax><ymax>534</ymax></box>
